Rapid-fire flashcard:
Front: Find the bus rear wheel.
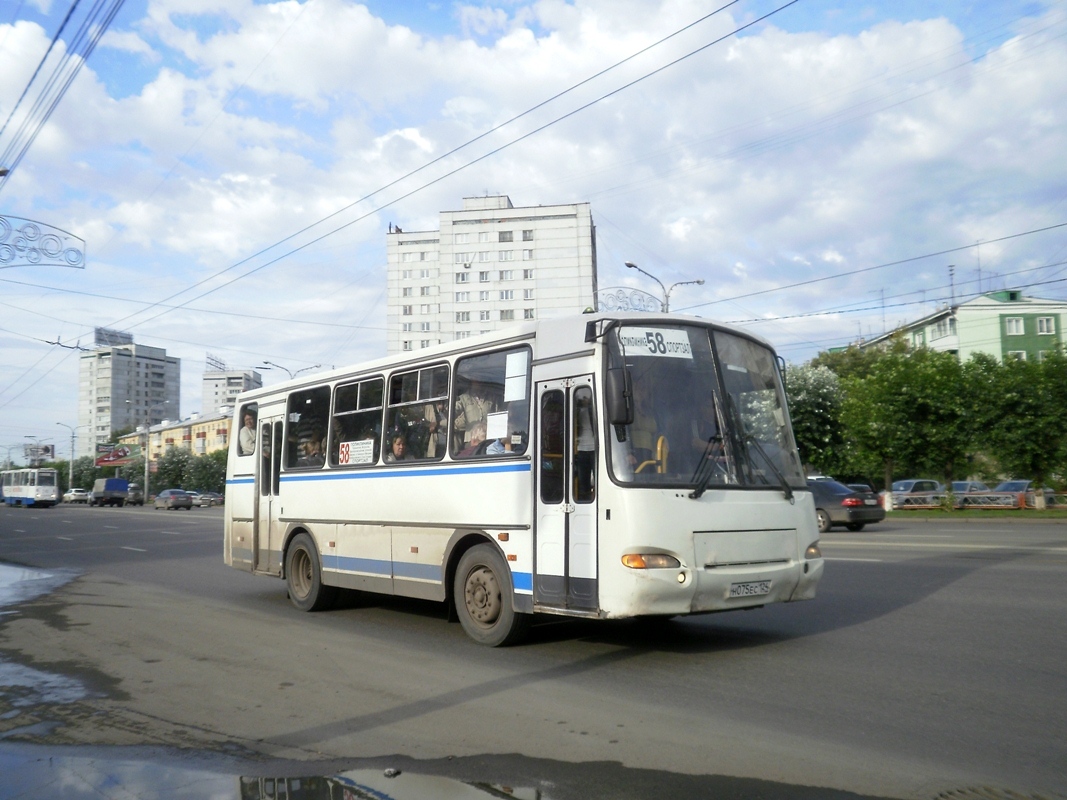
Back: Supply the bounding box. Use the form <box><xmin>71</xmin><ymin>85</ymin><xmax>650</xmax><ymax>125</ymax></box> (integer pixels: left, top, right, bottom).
<box><xmin>454</xmin><ymin>544</ymin><xmax>529</xmax><ymax>647</ymax></box>
<box><xmin>286</xmin><ymin>533</ymin><xmax>337</xmax><ymax>612</ymax></box>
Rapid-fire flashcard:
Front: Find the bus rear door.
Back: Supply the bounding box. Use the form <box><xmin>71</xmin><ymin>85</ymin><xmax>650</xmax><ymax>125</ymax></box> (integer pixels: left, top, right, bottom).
<box><xmin>534</xmin><ymin>377</ymin><xmax>599</xmax><ymax>613</ymax></box>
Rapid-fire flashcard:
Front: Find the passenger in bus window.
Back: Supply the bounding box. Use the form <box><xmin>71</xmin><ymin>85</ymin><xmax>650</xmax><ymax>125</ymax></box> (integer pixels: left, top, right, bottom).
<box><xmin>384</xmin><ymin>431</ymin><xmax>409</xmax><ymax>462</ymax></box>
<box><xmin>296</xmin><ymin>431</ymin><xmax>325</xmax><ymax>468</ymax></box>
<box><xmin>423</xmin><ymin>400</ymin><xmax>448</xmax><ymax>457</ymax></box>
<box><xmin>454</xmin><ymin>381</ymin><xmax>496</xmax><ymax>450</ymax></box>
<box><xmin>238</xmin><ymin>410</ymin><xmax>257</xmax><ymax>455</ymax></box>
<box><xmin>458</xmin><ymin>421</ymin><xmax>487</xmax><ymax>457</ymax></box>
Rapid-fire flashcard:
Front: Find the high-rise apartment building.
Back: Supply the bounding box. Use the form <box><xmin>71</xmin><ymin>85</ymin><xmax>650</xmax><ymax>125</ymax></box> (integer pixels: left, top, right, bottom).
<box><xmin>77</xmin><ymin>328</ymin><xmax>181</xmax><ymax>459</ymax></box>
<box><xmin>386</xmin><ymin>195</ymin><xmax>597</xmax><ymax>354</ymax></box>
<box><xmin>202</xmin><ymin>365</ymin><xmax>262</xmax><ymax>416</ymax></box>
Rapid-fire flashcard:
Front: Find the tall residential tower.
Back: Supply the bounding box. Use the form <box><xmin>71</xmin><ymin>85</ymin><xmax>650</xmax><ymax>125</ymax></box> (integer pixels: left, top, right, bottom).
<box><xmin>77</xmin><ymin>328</ymin><xmax>180</xmax><ymax>459</ymax></box>
<box><xmin>386</xmin><ymin>195</ymin><xmax>597</xmax><ymax>354</ymax></box>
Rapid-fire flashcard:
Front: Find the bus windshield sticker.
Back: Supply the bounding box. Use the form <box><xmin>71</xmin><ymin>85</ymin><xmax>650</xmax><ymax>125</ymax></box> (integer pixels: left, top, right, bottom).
<box><xmin>338</xmin><ymin>439</ymin><xmax>375</xmax><ymax>465</ymax></box>
<box><xmin>486</xmin><ymin>411</ymin><xmax>508</xmax><ymax>440</ymax></box>
<box><xmin>504</xmin><ymin>351</ymin><xmax>529</xmax><ymax>401</ymax></box>
<box><xmin>618</xmin><ymin>327</ymin><xmax>693</xmax><ymax>359</ymax></box>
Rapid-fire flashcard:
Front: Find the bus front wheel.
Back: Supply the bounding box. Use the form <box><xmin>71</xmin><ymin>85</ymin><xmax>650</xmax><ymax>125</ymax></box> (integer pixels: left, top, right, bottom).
<box><xmin>285</xmin><ymin>533</ymin><xmax>337</xmax><ymax>612</ymax></box>
<box><xmin>454</xmin><ymin>544</ymin><xmax>529</xmax><ymax>647</ymax></box>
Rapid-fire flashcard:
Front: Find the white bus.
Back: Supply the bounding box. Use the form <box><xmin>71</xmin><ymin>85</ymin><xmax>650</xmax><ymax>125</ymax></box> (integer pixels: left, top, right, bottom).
<box><xmin>224</xmin><ymin>313</ymin><xmax>823</xmax><ymax>645</ymax></box>
<box><xmin>1</xmin><ymin>468</ymin><xmax>60</xmax><ymax>508</ymax></box>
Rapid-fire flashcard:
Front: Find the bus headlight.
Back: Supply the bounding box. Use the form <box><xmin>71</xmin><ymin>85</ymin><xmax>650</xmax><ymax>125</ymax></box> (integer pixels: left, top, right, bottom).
<box><xmin>622</xmin><ymin>553</ymin><xmax>681</xmax><ymax>569</ymax></box>
<box><xmin>805</xmin><ymin>543</ymin><xmax>822</xmax><ymax>559</ymax></box>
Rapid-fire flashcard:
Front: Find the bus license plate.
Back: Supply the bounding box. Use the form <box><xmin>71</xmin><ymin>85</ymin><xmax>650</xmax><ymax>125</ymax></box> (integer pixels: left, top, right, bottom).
<box><xmin>730</xmin><ymin>580</ymin><xmax>771</xmax><ymax>598</ymax></box>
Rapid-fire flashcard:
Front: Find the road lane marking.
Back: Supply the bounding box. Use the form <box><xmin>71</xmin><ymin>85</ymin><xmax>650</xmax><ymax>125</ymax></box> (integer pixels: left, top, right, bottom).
<box><xmin>104</xmin><ymin>525</ymin><xmax>119</xmax><ymax>530</ymax></box>
<box><xmin>121</xmin><ymin>546</ymin><xmax>147</xmax><ymax>552</ymax></box>
<box><xmin>161</xmin><ymin>531</ymin><xmax>181</xmax><ymax>535</ymax></box>
<box><xmin>62</xmin><ymin>520</ymin><xmax>72</xmax><ymax>524</ymax></box>
<box><xmin>57</xmin><ymin>536</ymin><xmax>73</xmax><ymax>541</ymax></box>
<box><xmin>826</xmin><ymin>542</ymin><xmax>1067</xmax><ymax>552</ymax></box>
<box><xmin>825</xmin><ymin>557</ymin><xmax>883</xmax><ymax>562</ymax></box>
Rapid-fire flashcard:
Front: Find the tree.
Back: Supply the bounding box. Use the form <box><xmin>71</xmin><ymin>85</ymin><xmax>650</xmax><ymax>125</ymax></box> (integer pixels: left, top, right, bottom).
<box><xmin>71</xmin><ymin>456</ymin><xmax>100</xmax><ymax>490</ymax></box>
<box><xmin>785</xmin><ymin>363</ymin><xmax>844</xmax><ymax>474</ymax></box>
<box><xmin>969</xmin><ymin>351</ymin><xmax>1066</xmax><ymax>495</ymax></box>
<box><xmin>841</xmin><ymin>347</ymin><xmax>969</xmax><ymax>492</ymax></box>
<box><xmin>154</xmin><ymin>448</ymin><xmax>196</xmax><ymax>490</ymax></box>
<box><xmin>186</xmin><ymin>449</ymin><xmax>227</xmax><ymax>493</ymax></box>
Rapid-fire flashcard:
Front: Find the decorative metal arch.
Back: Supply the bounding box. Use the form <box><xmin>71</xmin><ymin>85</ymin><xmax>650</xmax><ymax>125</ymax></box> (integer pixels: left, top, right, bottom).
<box><xmin>0</xmin><ymin>215</ymin><xmax>85</xmax><ymax>269</ymax></box>
<box><xmin>595</xmin><ymin>286</ymin><xmax>664</xmax><ymax>313</ymax></box>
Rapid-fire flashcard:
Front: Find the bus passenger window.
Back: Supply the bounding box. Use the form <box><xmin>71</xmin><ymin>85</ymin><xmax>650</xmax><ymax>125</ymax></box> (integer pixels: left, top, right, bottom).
<box><xmin>238</xmin><ymin>403</ymin><xmax>258</xmax><ymax>456</ymax></box>
<box><xmin>330</xmin><ymin>378</ymin><xmax>383</xmax><ymax>467</ymax></box>
<box><xmin>285</xmin><ymin>386</ymin><xmax>330</xmax><ymax>469</ymax></box>
<box><xmin>385</xmin><ymin>365</ymin><xmax>449</xmax><ymax>462</ymax></box>
<box><xmin>452</xmin><ymin>346</ymin><xmax>530</xmax><ymax>458</ymax></box>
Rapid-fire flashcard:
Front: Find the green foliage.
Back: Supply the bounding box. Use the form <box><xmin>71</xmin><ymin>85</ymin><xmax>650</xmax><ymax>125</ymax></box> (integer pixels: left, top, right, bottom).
<box><xmin>153</xmin><ymin>448</ymin><xmax>197</xmax><ymax>491</ymax></box>
<box><xmin>186</xmin><ymin>449</ymin><xmax>227</xmax><ymax>493</ymax></box>
<box><xmin>805</xmin><ymin>342</ymin><xmax>1067</xmax><ymax>490</ymax></box>
<box><xmin>785</xmin><ymin>364</ymin><xmax>844</xmax><ymax>474</ymax></box>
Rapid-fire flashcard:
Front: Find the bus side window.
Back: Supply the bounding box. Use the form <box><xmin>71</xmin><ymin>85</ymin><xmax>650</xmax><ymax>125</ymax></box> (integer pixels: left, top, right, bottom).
<box><xmin>330</xmin><ymin>378</ymin><xmax>383</xmax><ymax>467</ymax></box>
<box><xmin>452</xmin><ymin>346</ymin><xmax>530</xmax><ymax>458</ymax></box>
<box><xmin>237</xmin><ymin>403</ymin><xmax>258</xmax><ymax>456</ymax></box>
<box><xmin>385</xmin><ymin>365</ymin><xmax>449</xmax><ymax>462</ymax></box>
<box><xmin>285</xmin><ymin>386</ymin><xmax>330</xmax><ymax>469</ymax></box>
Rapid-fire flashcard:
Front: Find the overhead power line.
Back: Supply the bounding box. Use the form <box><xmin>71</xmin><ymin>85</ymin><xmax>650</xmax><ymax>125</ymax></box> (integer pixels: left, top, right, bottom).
<box><xmin>0</xmin><ymin>0</ymin><xmax>127</xmax><ymax>195</ymax></box>
<box><xmin>99</xmin><ymin>0</ymin><xmax>800</xmax><ymax>336</ymax></box>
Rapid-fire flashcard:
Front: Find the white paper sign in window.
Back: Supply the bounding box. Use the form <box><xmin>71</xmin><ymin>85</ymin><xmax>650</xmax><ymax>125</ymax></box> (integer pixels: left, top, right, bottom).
<box><xmin>503</xmin><ymin>350</ymin><xmax>529</xmax><ymax>402</ymax></box>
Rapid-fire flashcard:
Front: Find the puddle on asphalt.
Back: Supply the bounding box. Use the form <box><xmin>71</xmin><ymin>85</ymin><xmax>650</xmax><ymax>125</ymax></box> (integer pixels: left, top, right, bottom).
<box><xmin>0</xmin><ymin>562</ymin><xmax>79</xmax><ymax>610</ymax></box>
<box><xmin>0</xmin><ymin>746</ymin><xmax>548</xmax><ymax>800</ymax></box>
<box><xmin>0</xmin><ymin>562</ymin><xmax>93</xmax><ymax>711</ymax></box>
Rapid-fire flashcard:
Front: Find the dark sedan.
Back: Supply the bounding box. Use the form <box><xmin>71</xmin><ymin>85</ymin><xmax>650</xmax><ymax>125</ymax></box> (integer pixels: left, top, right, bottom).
<box><xmin>154</xmin><ymin>489</ymin><xmax>193</xmax><ymax>510</ymax></box>
<box><xmin>808</xmin><ymin>479</ymin><xmax>885</xmax><ymax>533</ymax></box>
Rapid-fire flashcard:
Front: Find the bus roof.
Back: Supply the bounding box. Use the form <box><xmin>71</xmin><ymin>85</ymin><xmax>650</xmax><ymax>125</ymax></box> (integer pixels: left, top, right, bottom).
<box><xmin>235</xmin><ymin>312</ymin><xmax>777</xmax><ymax>403</ymax></box>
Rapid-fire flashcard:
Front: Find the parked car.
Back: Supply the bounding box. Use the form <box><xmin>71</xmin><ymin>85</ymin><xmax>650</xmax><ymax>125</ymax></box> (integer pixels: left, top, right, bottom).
<box><xmin>951</xmin><ymin>481</ymin><xmax>989</xmax><ymax>493</ymax></box>
<box><xmin>62</xmin><ymin>488</ymin><xmax>89</xmax><ymax>503</ymax></box>
<box><xmin>808</xmin><ymin>479</ymin><xmax>886</xmax><ymax>533</ymax></box>
<box><xmin>154</xmin><ymin>489</ymin><xmax>193</xmax><ymax>510</ymax></box>
<box><xmin>195</xmin><ymin>491</ymin><xmax>223</xmax><ymax>507</ymax></box>
<box><xmin>185</xmin><ymin>492</ymin><xmax>202</xmax><ymax>507</ymax></box>
<box><xmin>126</xmin><ymin>484</ymin><xmax>144</xmax><ymax>506</ymax></box>
<box><xmin>993</xmin><ymin>480</ymin><xmax>1056</xmax><ymax>504</ymax></box>
<box><xmin>847</xmin><ymin>483</ymin><xmax>874</xmax><ymax>494</ymax></box>
<box><xmin>891</xmin><ymin>479</ymin><xmax>942</xmax><ymax>494</ymax></box>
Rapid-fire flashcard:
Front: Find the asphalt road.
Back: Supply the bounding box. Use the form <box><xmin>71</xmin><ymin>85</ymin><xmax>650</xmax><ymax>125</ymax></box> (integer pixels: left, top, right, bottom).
<box><xmin>0</xmin><ymin>503</ymin><xmax>1065</xmax><ymax>800</ymax></box>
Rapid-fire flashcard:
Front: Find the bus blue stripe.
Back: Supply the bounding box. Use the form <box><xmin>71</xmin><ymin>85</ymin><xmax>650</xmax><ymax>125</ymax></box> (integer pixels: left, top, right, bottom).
<box><xmin>279</xmin><ymin>462</ymin><xmax>531</xmax><ymax>483</ymax></box>
<box><xmin>322</xmin><ymin>556</ymin><xmax>531</xmax><ymax>592</ymax></box>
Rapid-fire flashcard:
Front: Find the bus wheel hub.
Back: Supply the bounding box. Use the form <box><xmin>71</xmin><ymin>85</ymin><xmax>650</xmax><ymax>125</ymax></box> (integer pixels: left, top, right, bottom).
<box><xmin>465</xmin><ymin>567</ymin><xmax>500</xmax><ymax>624</ymax></box>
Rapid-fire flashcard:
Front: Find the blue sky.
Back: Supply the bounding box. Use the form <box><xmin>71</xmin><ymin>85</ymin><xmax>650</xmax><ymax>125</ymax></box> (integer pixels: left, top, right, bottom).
<box><xmin>1</xmin><ymin>0</ymin><xmax>1066</xmax><ymax>458</ymax></box>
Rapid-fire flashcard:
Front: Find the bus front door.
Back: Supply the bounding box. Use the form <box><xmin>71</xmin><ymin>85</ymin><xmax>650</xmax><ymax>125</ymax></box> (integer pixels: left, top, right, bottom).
<box><xmin>253</xmin><ymin>418</ymin><xmax>284</xmax><ymax>574</ymax></box>
<box><xmin>534</xmin><ymin>378</ymin><xmax>599</xmax><ymax>612</ymax></box>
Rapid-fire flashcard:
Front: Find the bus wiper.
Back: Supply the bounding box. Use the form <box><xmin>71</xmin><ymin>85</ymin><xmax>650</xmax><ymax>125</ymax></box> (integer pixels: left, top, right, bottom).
<box><xmin>744</xmin><ymin>434</ymin><xmax>794</xmax><ymax>502</ymax></box>
<box><xmin>689</xmin><ymin>435</ymin><xmax>724</xmax><ymax>500</ymax></box>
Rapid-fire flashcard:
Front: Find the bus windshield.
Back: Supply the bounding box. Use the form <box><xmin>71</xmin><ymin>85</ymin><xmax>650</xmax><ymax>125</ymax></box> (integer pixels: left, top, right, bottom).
<box><xmin>607</xmin><ymin>324</ymin><xmax>804</xmax><ymax>490</ymax></box>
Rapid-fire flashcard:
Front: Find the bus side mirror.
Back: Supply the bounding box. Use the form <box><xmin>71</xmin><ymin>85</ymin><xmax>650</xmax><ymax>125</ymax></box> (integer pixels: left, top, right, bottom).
<box><xmin>606</xmin><ymin>367</ymin><xmax>634</xmax><ymax>426</ymax></box>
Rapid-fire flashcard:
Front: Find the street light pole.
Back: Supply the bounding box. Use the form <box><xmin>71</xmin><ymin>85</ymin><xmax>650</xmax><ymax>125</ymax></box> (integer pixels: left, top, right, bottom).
<box><xmin>258</xmin><ymin>361</ymin><xmax>322</xmax><ymax>380</ymax></box>
<box><xmin>55</xmin><ymin>422</ymin><xmax>82</xmax><ymax>489</ymax></box>
<box><xmin>142</xmin><ymin>401</ymin><xmax>170</xmax><ymax>502</ymax></box>
<box><xmin>625</xmin><ymin>261</ymin><xmax>704</xmax><ymax>312</ymax></box>
<box><xmin>664</xmin><ymin>278</ymin><xmax>705</xmax><ymax>312</ymax></box>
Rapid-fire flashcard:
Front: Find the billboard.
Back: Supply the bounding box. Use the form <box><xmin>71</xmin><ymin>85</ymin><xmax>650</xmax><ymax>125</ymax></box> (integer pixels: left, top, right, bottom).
<box><xmin>23</xmin><ymin>443</ymin><xmax>55</xmax><ymax>465</ymax></box>
<box><xmin>94</xmin><ymin>443</ymin><xmax>141</xmax><ymax>467</ymax></box>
